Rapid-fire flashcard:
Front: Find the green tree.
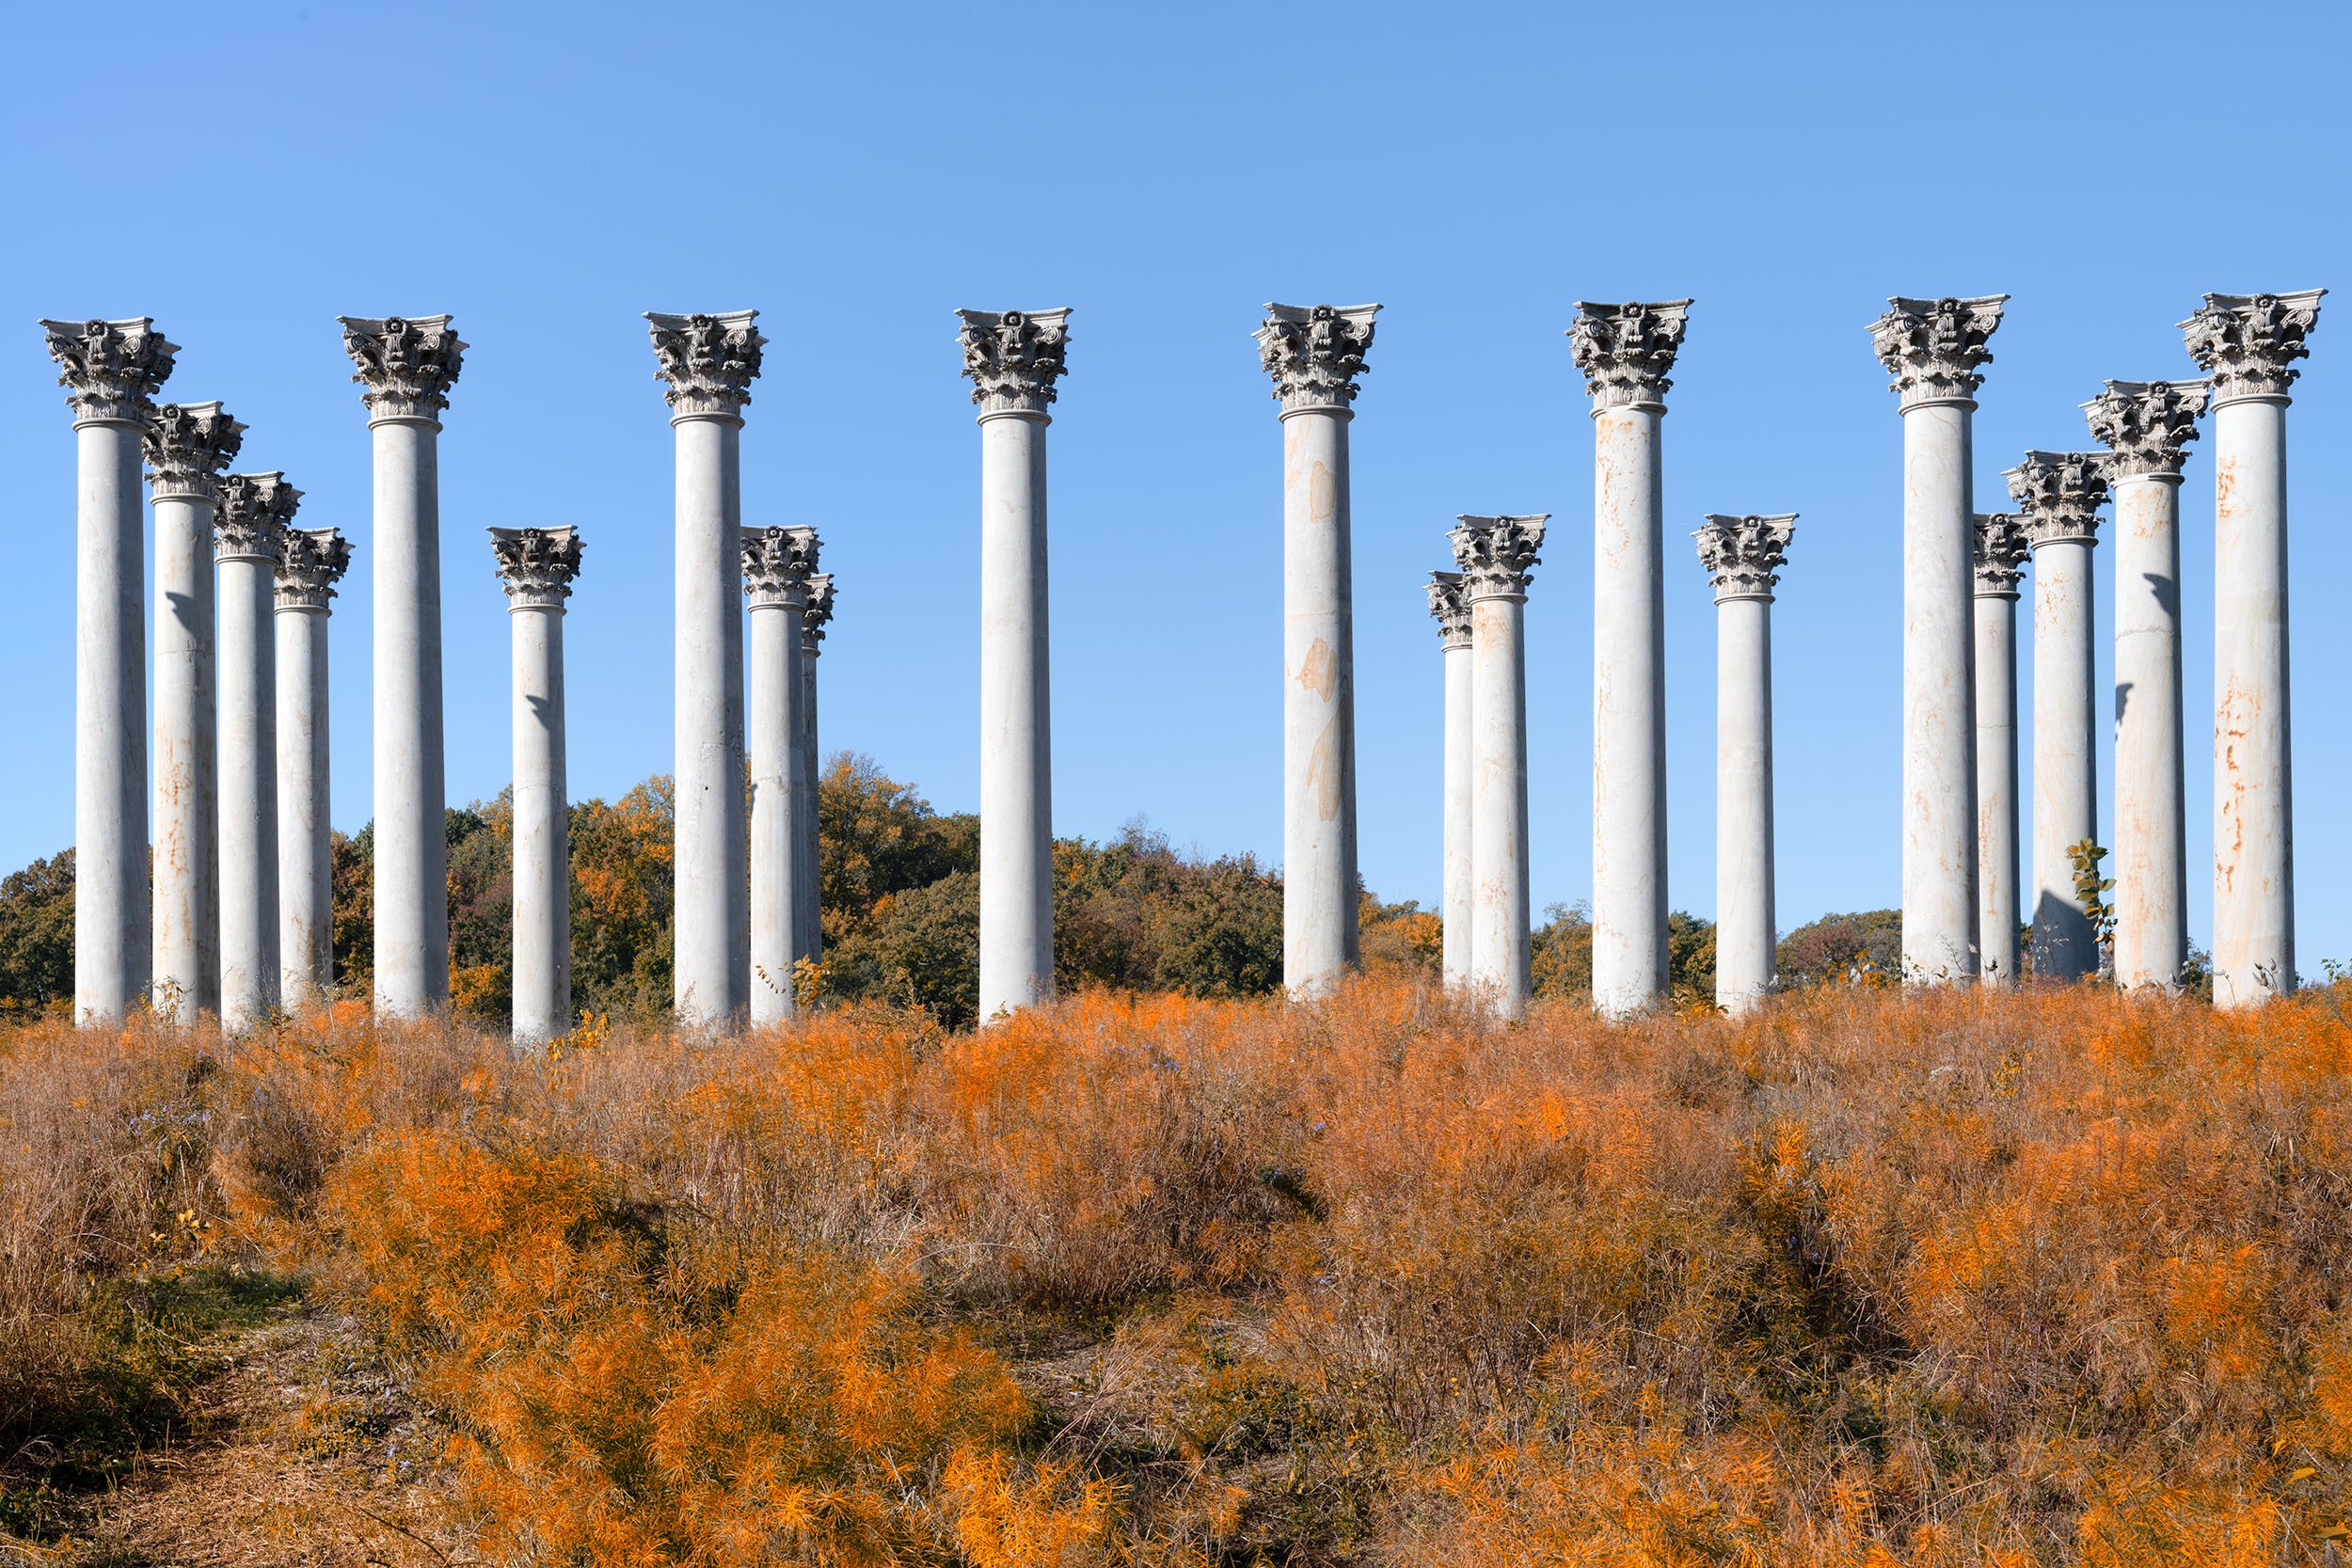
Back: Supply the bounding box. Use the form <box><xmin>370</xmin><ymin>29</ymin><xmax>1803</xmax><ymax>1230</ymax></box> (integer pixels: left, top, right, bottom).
<box><xmin>824</xmin><ymin>869</ymin><xmax>980</xmax><ymax>1026</ymax></box>
<box><xmin>0</xmin><ymin>848</ymin><xmax>74</xmax><ymax>1015</ymax></box>
<box><xmin>1776</xmin><ymin>909</ymin><xmax>1902</xmax><ymax>989</ymax></box>
<box><xmin>1152</xmin><ymin>856</ymin><xmax>1283</xmax><ymax>998</ymax></box>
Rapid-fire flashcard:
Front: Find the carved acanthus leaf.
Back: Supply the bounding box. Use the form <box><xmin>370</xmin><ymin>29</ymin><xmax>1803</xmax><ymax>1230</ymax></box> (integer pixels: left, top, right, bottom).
<box><xmin>215</xmin><ymin>472</ymin><xmax>302</xmax><ymax>561</ymax></box>
<box><xmin>1868</xmin><ymin>294</ymin><xmax>2006</xmax><ymax>406</ymax></box>
<box><xmin>742</xmin><ymin>525</ymin><xmax>819</xmax><ymax>608</ymax></box>
<box><xmin>645</xmin><ymin>309</ymin><xmax>763</xmax><ymax>417</ymax></box>
<box><xmin>1694</xmin><ymin>514</ymin><xmax>1795</xmax><ymax>601</ymax></box>
<box><xmin>488</xmin><ymin>526</ymin><xmax>585</xmax><ymax>607</ymax></box>
<box><xmin>1448</xmin><ymin>515</ymin><xmax>1548</xmax><ymax>598</ymax></box>
<box><xmin>339</xmin><ymin>314</ymin><xmax>464</xmax><ymax>420</ymax></box>
<box><xmin>2083</xmin><ymin>378</ymin><xmax>2208</xmax><ymax>480</ymax></box>
<box><xmin>2005</xmin><ymin>451</ymin><xmax>2110</xmax><ymax>546</ymax></box>
<box><xmin>803</xmin><ymin>572</ymin><xmax>836</xmax><ymax>652</ymax></box>
<box><xmin>1426</xmin><ymin>571</ymin><xmax>1470</xmax><ymax>648</ymax></box>
<box><xmin>143</xmin><ymin>402</ymin><xmax>245</xmax><ymax>500</ymax></box>
<box><xmin>1567</xmin><ymin>300</ymin><xmax>1692</xmax><ymax>410</ymax></box>
<box><xmin>957</xmin><ymin>309</ymin><xmax>1071</xmax><ymax>414</ymax></box>
<box><xmin>1255</xmin><ymin>303</ymin><xmax>1379</xmax><ymax>412</ymax></box>
<box><xmin>39</xmin><ymin>317</ymin><xmax>177</xmax><ymax>425</ymax></box>
<box><xmin>2180</xmin><ymin>290</ymin><xmax>2325</xmax><ymax>402</ymax></box>
<box><xmin>1973</xmin><ymin>513</ymin><xmax>2030</xmax><ymax>596</ymax></box>
<box><xmin>276</xmin><ymin>527</ymin><xmax>352</xmax><ymax>611</ymax></box>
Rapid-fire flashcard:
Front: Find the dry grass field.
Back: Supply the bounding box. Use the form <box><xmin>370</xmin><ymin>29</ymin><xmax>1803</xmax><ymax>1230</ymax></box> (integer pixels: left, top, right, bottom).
<box><xmin>7</xmin><ymin>980</ymin><xmax>2352</xmax><ymax>1564</ymax></box>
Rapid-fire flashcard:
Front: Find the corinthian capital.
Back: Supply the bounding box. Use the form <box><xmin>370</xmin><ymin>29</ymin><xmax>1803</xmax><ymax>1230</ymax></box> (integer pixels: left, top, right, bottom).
<box><xmin>339</xmin><ymin>314</ymin><xmax>464</xmax><ymax>420</ymax></box>
<box><xmin>489</xmin><ymin>526</ymin><xmax>585</xmax><ymax>610</ymax></box>
<box><xmin>645</xmin><ymin>309</ymin><xmax>763</xmax><ymax>419</ymax></box>
<box><xmin>1255</xmin><ymin>303</ymin><xmax>1379</xmax><ymax>413</ymax></box>
<box><xmin>742</xmin><ymin>525</ymin><xmax>818</xmax><ymax>608</ymax></box>
<box><xmin>2181</xmin><ymin>290</ymin><xmax>2325</xmax><ymax>403</ymax></box>
<box><xmin>40</xmin><ymin>317</ymin><xmax>177</xmax><ymax>426</ymax></box>
<box><xmin>1426</xmin><ymin>571</ymin><xmax>1470</xmax><ymax>649</ymax></box>
<box><xmin>1567</xmin><ymin>300</ymin><xmax>1692</xmax><ymax>411</ymax></box>
<box><xmin>803</xmin><ymin>572</ymin><xmax>836</xmax><ymax>654</ymax></box>
<box><xmin>1868</xmin><ymin>294</ymin><xmax>2006</xmax><ymax>408</ymax></box>
<box><xmin>276</xmin><ymin>527</ymin><xmax>352</xmax><ymax>612</ymax></box>
<box><xmin>1973</xmin><ymin>514</ymin><xmax>2029</xmax><ymax>598</ymax></box>
<box><xmin>2083</xmin><ymin>378</ymin><xmax>2208</xmax><ymax>481</ymax></box>
<box><xmin>143</xmin><ymin>402</ymin><xmax>245</xmax><ymax>500</ymax></box>
<box><xmin>1448</xmin><ymin>515</ymin><xmax>1548</xmax><ymax>599</ymax></box>
<box><xmin>215</xmin><ymin>472</ymin><xmax>301</xmax><ymax>562</ymax></box>
<box><xmin>957</xmin><ymin>308</ymin><xmax>1071</xmax><ymax>416</ymax></box>
<box><xmin>1693</xmin><ymin>514</ymin><xmax>1795</xmax><ymax>602</ymax></box>
<box><xmin>2006</xmin><ymin>451</ymin><xmax>2110</xmax><ymax>547</ymax></box>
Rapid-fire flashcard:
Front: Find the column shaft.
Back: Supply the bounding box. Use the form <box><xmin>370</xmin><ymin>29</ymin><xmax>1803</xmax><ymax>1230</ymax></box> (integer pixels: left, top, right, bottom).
<box><xmin>2031</xmin><ymin>539</ymin><xmax>2098</xmax><ymax>979</ymax></box>
<box><xmin>76</xmin><ymin>420</ymin><xmax>150</xmax><ymax>1022</ymax></box>
<box><xmin>1440</xmin><ymin>639</ymin><xmax>1474</xmax><ymax>991</ymax></box>
<box><xmin>217</xmin><ymin>553</ymin><xmax>278</xmax><ymax>1030</ymax></box>
<box><xmin>799</xmin><ymin>637</ymin><xmax>822</xmax><ymax>965</ymax></box>
<box><xmin>1591</xmin><ymin>404</ymin><xmax>1667</xmax><ymax>1015</ymax></box>
<box><xmin>1469</xmin><ymin>594</ymin><xmax>1530</xmax><ymax>1016</ymax></box>
<box><xmin>372</xmin><ymin>417</ymin><xmax>448</xmax><ymax>1017</ymax></box>
<box><xmin>1899</xmin><ymin>403</ymin><xmax>1979</xmax><ymax>982</ymax></box>
<box><xmin>749</xmin><ymin>598</ymin><xmax>805</xmax><ymax>1023</ymax></box>
<box><xmin>1281</xmin><ymin>404</ymin><xmax>1359</xmax><ymax>992</ymax></box>
<box><xmin>1715</xmin><ymin>596</ymin><xmax>1774</xmax><ymax>1012</ymax></box>
<box><xmin>152</xmin><ymin>492</ymin><xmax>218</xmax><ymax>1022</ymax></box>
<box><xmin>2212</xmin><ymin>395</ymin><xmax>2293</xmax><ymax>1004</ymax></box>
<box><xmin>276</xmin><ymin>608</ymin><xmax>332</xmax><ymax>1007</ymax></box>
<box><xmin>673</xmin><ymin>415</ymin><xmax>749</xmax><ymax>1027</ymax></box>
<box><xmin>511</xmin><ymin>606</ymin><xmax>569</xmax><ymax>1042</ymax></box>
<box><xmin>1974</xmin><ymin>590</ymin><xmax>2021</xmax><ymax>987</ymax></box>
<box><xmin>2111</xmin><ymin>474</ymin><xmax>2187</xmax><ymax>989</ymax></box>
<box><xmin>978</xmin><ymin>410</ymin><xmax>1054</xmax><ymax>1019</ymax></box>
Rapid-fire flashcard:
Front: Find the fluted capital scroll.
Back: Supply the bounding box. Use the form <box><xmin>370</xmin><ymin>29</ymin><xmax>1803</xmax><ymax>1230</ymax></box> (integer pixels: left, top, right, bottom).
<box><xmin>1448</xmin><ymin>515</ymin><xmax>1547</xmax><ymax>600</ymax></box>
<box><xmin>2083</xmin><ymin>378</ymin><xmax>2208</xmax><ymax>481</ymax></box>
<box><xmin>276</xmin><ymin>527</ymin><xmax>351</xmax><ymax>612</ymax></box>
<box><xmin>489</xmin><ymin>526</ymin><xmax>584</xmax><ymax>610</ymax></box>
<box><xmin>1426</xmin><ymin>571</ymin><xmax>1471</xmax><ymax>650</ymax></box>
<box><xmin>1973</xmin><ymin>514</ymin><xmax>2029</xmax><ymax>598</ymax></box>
<box><xmin>2181</xmin><ymin>290</ymin><xmax>2325</xmax><ymax>404</ymax></box>
<box><xmin>40</xmin><ymin>317</ymin><xmax>176</xmax><ymax>426</ymax></box>
<box><xmin>339</xmin><ymin>314</ymin><xmax>464</xmax><ymax>421</ymax></box>
<box><xmin>1255</xmin><ymin>303</ymin><xmax>1379</xmax><ymax>414</ymax></box>
<box><xmin>742</xmin><ymin>525</ymin><xmax>818</xmax><ymax>609</ymax></box>
<box><xmin>2005</xmin><ymin>451</ymin><xmax>2110</xmax><ymax>548</ymax></box>
<box><xmin>645</xmin><ymin>309</ymin><xmax>763</xmax><ymax>420</ymax></box>
<box><xmin>1567</xmin><ymin>300</ymin><xmax>1692</xmax><ymax>412</ymax></box>
<box><xmin>957</xmin><ymin>308</ymin><xmax>1071</xmax><ymax>417</ymax></box>
<box><xmin>215</xmin><ymin>472</ymin><xmax>300</xmax><ymax>562</ymax></box>
<box><xmin>1868</xmin><ymin>294</ymin><xmax>2006</xmax><ymax>409</ymax></box>
<box><xmin>143</xmin><ymin>402</ymin><xmax>245</xmax><ymax>501</ymax></box>
<box><xmin>802</xmin><ymin>572</ymin><xmax>836</xmax><ymax>656</ymax></box>
<box><xmin>1694</xmin><ymin>514</ymin><xmax>1795</xmax><ymax>603</ymax></box>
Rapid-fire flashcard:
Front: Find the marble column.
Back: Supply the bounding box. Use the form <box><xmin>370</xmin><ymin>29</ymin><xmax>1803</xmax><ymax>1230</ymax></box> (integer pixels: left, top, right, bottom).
<box><xmin>2009</xmin><ymin>451</ymin><xmax>2111</xmax><ymax>981</ymax></box>
<box><xmin>490</xmin><ymin>527</ymin><xmax>584</xmax><ymax>1045</ymax></box>
<box><xmin>1425</xmin><ymin>571</ymin><xmax>1473</xmax><ymax>993</ymax></box>
<box><xmin>215</xmin><ymin>473</ymin><xmax>297</xmax><ymax>1033</ymax></box>
<box><xmin>646</xmin><ymin>310</ymin><xmax>764</xmax><ymax>1030</ymax></box>
<box><xmin>145</xmin><ymin>401</ymin><xmax>244</xmax><ymax>1023</ymax></box>
<box><xmin>1869</xmin><ymin>295</ymin><xmax>2006</xmax><ymax>985</ymax></box>
<box><xmin>1569</xmin><ymin>300</ymin><xmax>1690</xmax><ymax>1017</ymax></box>
<box><xmin>1450</xmin><ymin>515</ymin><xmax>1546</xmax><ymax>1019</ymax></box>
<box><xmin>959</xmin><ymin>309</ymin><xmax>1072</xmax><ymax>1022</ymax></box>
<box><xmin>800</xmin><ymin>571</ymin><xmax>834</xmax><ymax>967</ymax></box>
<box><xmin>1695</xmin><ymin>514</ymin><xmax>1794</xmax><ymax>1014</ymax></box>
<box><xmin>40</xmin><ymin>319</ymin><xmax>175</xmax><ymax>1025</ymax></box>
<box><xmin>743</xmin><ymin>525</ymin><xmax>817</xmax><ymax>1024</ymax></box>
<box><xmin>1971</xmin><ymin>515</ymin><xmax>2030</xmax><ymax>989</ymax></box>
<box><xmin>1255</xmin><ymin>304</ymin><xmax>1379</xmax><ymax>996</ymax></box>
<box><xmin>274</xmin><ymin>527</ymin><xmax>351</xmax><ymax>1010</ymax></box>
<box><xmin>2184</xmin><ymin>291</ymin><xmax>2325</xmax><ymax>1006</ymax></box>
<box><xmin>339</xmin><ymin>315</ymin><xmax>464</xmax><ymax>1020</ymax></box>
<box><xmin>2086</xmin><ymin>378</ymin><xmax>2207</xmax><ymax>991</ymax></box>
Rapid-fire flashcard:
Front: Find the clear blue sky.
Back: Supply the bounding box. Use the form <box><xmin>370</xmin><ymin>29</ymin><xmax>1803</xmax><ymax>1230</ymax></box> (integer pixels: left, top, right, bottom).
<box><xmin>4</xmin><ymin>2</ymin><xmax>2346</xmax><ymax>959</ymax></box>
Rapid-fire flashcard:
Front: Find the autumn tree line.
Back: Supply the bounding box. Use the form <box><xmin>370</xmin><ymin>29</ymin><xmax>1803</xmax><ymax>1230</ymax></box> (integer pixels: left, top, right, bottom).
<box><xmin>0</xmin><ymin>755</ymin><xmax>1910</xmax><ymax>1029</ymax></box>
